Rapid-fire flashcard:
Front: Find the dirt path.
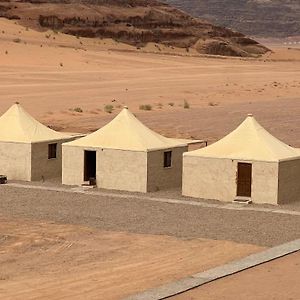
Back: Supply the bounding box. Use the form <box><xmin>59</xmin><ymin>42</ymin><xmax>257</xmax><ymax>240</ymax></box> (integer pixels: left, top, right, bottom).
<box><xmin>0</xmin><ymin>217</ymin><xmax>262</xmax><ymax>300</ymax></box>
<box><xmin>1</xmin><ymin>185</ymin><xmax>300</xmax><ymax>247</ymax></box>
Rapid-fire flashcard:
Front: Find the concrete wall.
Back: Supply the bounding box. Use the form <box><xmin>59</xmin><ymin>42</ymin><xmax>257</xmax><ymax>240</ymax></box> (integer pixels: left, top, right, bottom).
<box><xmin>62</xmin><ymin>146</ymin><xmax>148</xmax><ymax>192</ymax></box>
<box><xmin>62</xmin><ymin>145</ymin><xmax>84</xmax><ymax>186</ymax></box>
<box><xmin>98</xmin><ymin>149</ymin><xmax>147</xmax><ymax>192</ymax></box>
<box><xmin>0</xmin><ymin>142</ymin><xmax>31</xmax><ymax>181</ymax></box>
<box><xmin>278</xmin><ymin>158</ymin><xmax>300</xmax><ymax>204</ymax></box>
<box><xmin>251</xmin><ymin>161</ymin><xmax>278</xmax><ymax>205</ymax></box>
<box><xmin>147</xmin><ymin>146</ymin><xmax>187</xmax><ymax>192</ymax></box>
<box><xmin>183</xmin><ymin>156</ymin><xmax>279</xmax><ymax>204</ymax></box>
<box><xmin>183</xmin><ymin>156</ymin><xmax>236</xmax><ymax>201</ymax></box>
<box><xmin>31</xmin><ymin>138</ymin><xmax>74</xmax><ymax>181</ymax></box>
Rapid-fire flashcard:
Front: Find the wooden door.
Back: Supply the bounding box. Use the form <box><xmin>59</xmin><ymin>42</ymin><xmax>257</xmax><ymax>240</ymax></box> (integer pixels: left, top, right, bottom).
<box><xmin>236</xmin><ymin>163</ymin><xmax>252</xmax><ymax>197</ymax></box>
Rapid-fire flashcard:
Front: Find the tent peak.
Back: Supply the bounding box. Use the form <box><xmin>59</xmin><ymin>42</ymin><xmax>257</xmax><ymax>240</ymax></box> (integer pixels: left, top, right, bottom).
<box><xmin>65</xmin><ymin>105</ymin><xmax>192</xmax><ymax>151</ymax></box>
<box><xmin>247</xmin><ymin>113</ymin><xmax>253</xmax><ymax>117</ymax></box>
<box><xmin>0</xmin><ymin>103</ymin><xmax>71</xmax><ymax>143</ymax></box>
<box><xmin>123</xmin><ymin>106</ymin><xmax>128</xmax><ymax>109</ymax></box>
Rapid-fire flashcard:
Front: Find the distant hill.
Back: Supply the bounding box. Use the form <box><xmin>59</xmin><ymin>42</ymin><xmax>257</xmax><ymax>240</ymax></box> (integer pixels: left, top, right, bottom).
<box><xmin>165</xmin><ymin>0</ymin><xmax>300</xmax><ymax>38</ymax></box>
<box><xmin>0</xmin><ymin>0</ymin><xmax>269</xmax><ymax>57</ymax></box>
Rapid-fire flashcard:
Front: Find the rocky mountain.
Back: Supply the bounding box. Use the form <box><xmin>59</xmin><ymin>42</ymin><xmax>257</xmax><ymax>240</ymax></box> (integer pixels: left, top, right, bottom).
<box><xmin>0</xmin><ymin>0</ymin><xmax>269</xmax><ymax>57</ymax></box>
<box><xmin>164</xmin><ymin>0</ymin><xmax>300</xmax><ymax>38</ymax></box>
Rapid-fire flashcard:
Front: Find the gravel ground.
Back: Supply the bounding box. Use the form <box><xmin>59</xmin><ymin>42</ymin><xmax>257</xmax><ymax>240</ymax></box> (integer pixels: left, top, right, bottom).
<box><xmin>1</xmin><ymin>185</ymin><xmax>300</xmax><ymax>247</ymax></box>
<box><xmin>12</xmin><ymin>179</ymin><xmax>300</xmax><ymax>212</ymax></box>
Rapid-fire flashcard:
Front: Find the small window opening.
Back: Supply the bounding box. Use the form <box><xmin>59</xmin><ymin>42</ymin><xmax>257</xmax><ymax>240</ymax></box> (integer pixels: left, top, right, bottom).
<box><xmin>164</xmin><ymin>151</ymin><xmax>172</xmax><ymax>168</ymax></box>
<box><xmin>48</xmin><ymin>143</ymin><xmax>57</xmax><ymax>159</ymax></box>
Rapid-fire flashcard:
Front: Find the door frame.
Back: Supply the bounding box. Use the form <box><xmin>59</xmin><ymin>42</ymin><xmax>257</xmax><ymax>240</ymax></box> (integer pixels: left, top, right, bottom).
<box><xmin>236</xmin><ymin>162</ymin><xmax>252</xmax><ymax>198</ymax></box>
<box><xmin>84</xmin><ymin>150</ymin><xmax>97</xmax><ymax>182</ymax></box>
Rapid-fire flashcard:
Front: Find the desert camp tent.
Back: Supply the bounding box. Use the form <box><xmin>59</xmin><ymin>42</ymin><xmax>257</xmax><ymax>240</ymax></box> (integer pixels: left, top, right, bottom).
<box><xmin>183</xmin><ymin>114</ymin><xmax>300</xmax><ymax>205</ymax></box>
<box><xmin>62</xmin><ymin>107</ymin><xmax>198</xmax><ymax>192</ymax></box>
<box><xmin>0</xmin><ymin>103</ymin><xmax>76</xmax><ymax>181</ymax></box>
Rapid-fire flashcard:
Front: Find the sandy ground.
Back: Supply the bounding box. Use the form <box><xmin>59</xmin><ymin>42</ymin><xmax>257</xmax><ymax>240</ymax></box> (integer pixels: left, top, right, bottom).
<box><xmin>171</xmin><ymin>251</ymin><xmax>300</xmax><ymax>300</ymax></box>
<box><xmin>0</xmin><ymin>216</ymin><xmax>262</xmax><ymax>300</ymax></box>
<box><xmin>1</xmin><ymin>19</ymin><xmax>300</xmax><ymax>145</ymax></box>
<box><xmin>1</xmin><ymin>18</ymin><xmax>300</xmax><ymax>299</ymax></box>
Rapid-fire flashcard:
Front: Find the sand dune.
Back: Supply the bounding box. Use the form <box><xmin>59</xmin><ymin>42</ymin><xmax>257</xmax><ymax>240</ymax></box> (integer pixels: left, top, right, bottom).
<box><xmin>1</xmin><ymin>18</ymin><xmax>300</xmax><ymax>146</ymax></box>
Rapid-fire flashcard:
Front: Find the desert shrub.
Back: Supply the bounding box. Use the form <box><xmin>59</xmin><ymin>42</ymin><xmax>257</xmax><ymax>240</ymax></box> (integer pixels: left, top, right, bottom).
<box><xmin>183</xmin><ymin>100</ymin><xmax>190</xmax><ymax>109</ymax></box>
<box><xmin>139</xmin><ymin>104</ymin><xmax>152</xmax><ymax>111</ymax></box>
<box><xmin>104</xmin><ymin>104</ymin><xmax>114</xmax><ymax>113</ymax></box>
<box><xmin>208</xmin><ymin>102</ymin><xmax>219</xmax><ymax>107</ymax></box>
<box><xmin>59</xmin><ymin>62</ymin><xmax>63</xmax><ymax>67</ymax></box>
<box><xmin>45</xmin><ymin>34</ymin><xmax>51</xmax><ymax>39</ymax></box>
<box><xmin>13</xmin><ymin>38</ymin><xmax>21</xmax><ymax>43</ymax></box>
<box><xmin>168</xmin><ymin>102</ymin><xmax>174</xmax><ymax>107</ymax></box>
<box><xmin>73</xmin><ymin>107</ymin><xmax>83</xmax><ymax>113</ymax></box>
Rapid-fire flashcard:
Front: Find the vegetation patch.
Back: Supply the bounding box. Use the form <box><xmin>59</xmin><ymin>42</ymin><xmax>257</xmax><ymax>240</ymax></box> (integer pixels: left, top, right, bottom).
<box><xmin>139</xmin><ymin>104</ymin><xmax>152</xmax><ymax>111</ymax></box>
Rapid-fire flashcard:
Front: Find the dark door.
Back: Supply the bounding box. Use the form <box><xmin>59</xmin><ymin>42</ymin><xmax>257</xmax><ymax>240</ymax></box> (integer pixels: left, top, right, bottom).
<box><xmin>84</xmin><ymin>150</ymin><xmax>96</xmax><ymax>181</ymax></box>
<box><xmin>236</xmin><ymin>163</ymin><xmax>252</xmax><ymax>197</ymax></box>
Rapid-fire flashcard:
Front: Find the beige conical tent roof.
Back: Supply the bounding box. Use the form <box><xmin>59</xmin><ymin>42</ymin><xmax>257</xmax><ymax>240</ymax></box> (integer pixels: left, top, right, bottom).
<box><xmin>0</xmin><ymin>103</ymin><xmax>71</xmax><ymax>143</ymax></box>
<box><xmin>185</xmin><ymin>114</ymin><xmax>300</xmax><ymax>162</ymax></box>
<box><xmin>66</xmin><ymin>107</ymin><xmax>195</xmax><ymax>151</ymax></box>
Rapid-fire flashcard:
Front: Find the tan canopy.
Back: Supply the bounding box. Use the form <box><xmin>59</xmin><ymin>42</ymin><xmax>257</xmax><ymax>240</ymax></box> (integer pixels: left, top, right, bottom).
<box><xmin>66</xmin><ymin>107</ymin><xmax>198</xmax><ymax>151</ymax></box>
<box><xmin>185</xmin><ymin>114</ymin><xmax>300</xmax><ymax>162</ymax></box>
<box><xmin>0</xmin><ymin>103</ymin><xmax>71</xmax><ymax>143</ymax></box>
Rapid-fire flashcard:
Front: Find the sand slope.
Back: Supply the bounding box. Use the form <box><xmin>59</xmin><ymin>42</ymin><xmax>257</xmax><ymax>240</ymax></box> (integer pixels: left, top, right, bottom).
<box><xmin>0</xmin><ymin>18</ymin><xmax>300</xmax><ymax>145</ymax></box>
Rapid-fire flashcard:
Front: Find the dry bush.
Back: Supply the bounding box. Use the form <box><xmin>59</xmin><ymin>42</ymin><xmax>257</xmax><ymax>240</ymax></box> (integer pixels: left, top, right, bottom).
<box><xmin>104</xmin><ymin>104</ymin><xmax>114</xmax><ymax>113</ymax></box>
<box><xmin>139</xmin><ymin>104</ymin><xmax>152</xmax><ymax>111</ymax></box>
<box><xmin>73</xmin><ymin>107</ymin><xmax>83</xmax><ymax>113</ymax></box>
<box><xmin>13</xmin><ymin>38</ymin><xmax>21</xmax><ymax>43</ymax></box>
<box><xmin>183</xmin><ymin>100</ymin><xmax>190</xmax><ymax>109</ymax></box>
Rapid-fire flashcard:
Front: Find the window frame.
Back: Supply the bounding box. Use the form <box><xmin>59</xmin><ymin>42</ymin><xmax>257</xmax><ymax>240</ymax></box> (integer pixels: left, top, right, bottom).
<box><xmin>48</xmin><ymin>143</ymin><xmax>57</xmax><ymax>160</ymax></box>
<box><xmin>163</xmin><ymin>150</ymin><xmax>172</xmax><ymax>168</ymax></box>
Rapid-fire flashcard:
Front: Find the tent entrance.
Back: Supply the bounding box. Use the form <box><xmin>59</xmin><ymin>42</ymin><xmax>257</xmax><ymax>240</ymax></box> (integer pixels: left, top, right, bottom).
<box><xmin>236</xmin><ymin>162</ymin><xmax>252</xmax><ymax>198</ymax></box>
<box><xmin>84</xmin><ymin>150</ymin><xmax>96</xmax><ymax>182</ymax></box>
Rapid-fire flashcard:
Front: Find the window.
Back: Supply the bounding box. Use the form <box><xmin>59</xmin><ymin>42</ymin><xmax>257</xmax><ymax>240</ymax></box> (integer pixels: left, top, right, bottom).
<box><xmin>48</xmin><ymin>143</ymin><xmax>57</xmax><ymax>159</ymax></box>
<box><xmin>164</xmin><ymin>151</ymin><xmax>172</xmax><ymax>168</ymax></box>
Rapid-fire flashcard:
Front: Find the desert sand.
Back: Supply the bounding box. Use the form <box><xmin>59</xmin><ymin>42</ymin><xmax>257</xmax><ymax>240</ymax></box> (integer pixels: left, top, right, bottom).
<box><xmin>172</xmin><ymin>251</ymin><xmax>300</xmax><ymax>300</ymax></box>
<box><xmin>1</xmin><ymin>18</ymin><xmax>300</xmax><ymax>145</ymax></box>
<box><xmin>0</xmin><ymin>216</ymin><xmax>262</xmax><ymax>300</ymax></box>
<box><xmin>1</xmin><ymin>18</ymin><xmax>300</xmax><ymax>299</ymax></box>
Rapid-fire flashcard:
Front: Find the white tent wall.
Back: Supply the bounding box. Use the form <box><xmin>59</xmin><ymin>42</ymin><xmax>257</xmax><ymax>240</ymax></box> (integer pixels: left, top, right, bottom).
<box><xmin>31</xmin><ymin>138</ymin><xmax>73</xmax><ymax>181</ymax></box>
<box><xmin>147</xmin><ymin>146</ymin><xmax>187</xmax><ymax>192</ymax></box>
<box><xmin>183</xmin><ymin>156</ymin><xmax>279</xmax><ymax>204</ymax></box>
<box><xmin>0</xmin><ymin>141</ymin><xmax>31</xmax><ymax>181</ymax></box>
<box><xmin>278</xmin><ymin>158</ymin><xmax>300</xmax><ymax>204</ymax></box>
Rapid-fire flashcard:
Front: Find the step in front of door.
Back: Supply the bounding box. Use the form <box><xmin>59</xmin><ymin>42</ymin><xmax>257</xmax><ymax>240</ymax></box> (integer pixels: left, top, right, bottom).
<box><xmin>234</xmin><ymin>197</ymin><xmax>252</xmax><ymax>204</ymax></box>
